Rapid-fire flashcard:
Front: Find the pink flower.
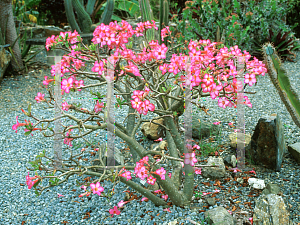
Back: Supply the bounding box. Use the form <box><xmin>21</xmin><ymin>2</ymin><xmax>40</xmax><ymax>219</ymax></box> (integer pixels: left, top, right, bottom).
<box><xmin>35</xmin><ymin>92</ymin><xmax>46</xmax><ymax>103</ymax></box>
<box><xmin>213</xmin><ymin>121</ymin><xmax>221</xmax><ymax>125</ymax></box>
<box><xmin>118</xmin><ymin>200</ymin><xmax>129</xmax><ymax>208</ymax></box>
<box><xmin>193</xmin><ymin>145</ymin><xmax>200</xmax><ymax>150</ymax></box>
<box><xmin>141</xmin><ymin>197</ymin><xmax>148</xmax><ymax>202</ymax></box>
<box><xmin>147</xmin><ymin>175</ymin><xmax>156</xmax><ymax>185</ymax></box>
<box><xmin>184</xmin><ymin>152</ymin><xmax>198</xmax><ymax>167</ymax></box>
<box><xmin>194</xmin><ymin>168</ymin><xmax>201</xmax><ymax>174</ymax></box>
<box><xmin>61</xmin><ymin>77</ymin><xmax>75</xmax><ymax>93</ymax></box>
<box><xmin>121</xmin><ymin>170</ymin><xmax>132</xmax><ymax>181</ymax></box>
<box><xmin>26</xmin><ymin>172</ymin><xmax>39</xmax><ymax>189</ymax></box>
<box><xmin>81</xmin><ymin>185</ymin><xmax>87</xmax><ymax>191</ymax></box>
<box><xmin>163</xmin><ymin>208</ymin><xmax>171</xmax><ymax>213</ymax></box>
<box><xmin>109</xmin><ymin>206</ymin><xmax>121</xmax><ymax>217</ymax></box>
<box><xmin>161</xmin><ymin>195</ymin><xmax>168</xmax><ymax>201</ymax></box>
<box><xmin>79</xmin><ymin>192</ymin><xmax>90</xmax><ymax>198</ymax></box>
<box><xmin>57</xmin><ymin>193</ymin><xmax>65</xmax><ymax>198</ymax></box>
<box><xmin>94</xmin><ymin>100</ymin><xmax>104</xmax><ymax>113</ymax></box>
<box><xmin>90</xmin><ymin>182</ymin><xmax>104</xmax><ymax>196</ymax></box>
<box><xmin>249</xmin><ymin>217</ymin><xmax>253</xmax><ymax>224</ymax></box>
<box><xmin>249</xmin><ymin>169</ymin><xmax>256</xmax><ymax>175</ymax></box>
<box><xmin>154</xmin><ymin>189</ymin><xmax>161</xmax><ymax>194</ymax></box>
<box><xmin>62</xmin><ymin>102</ymin><xmax>71</xmax><ymax>111</ymax></box>
<box><xmin>155</xmin><ymin>167</ymin><xmax>166</xmax><ymax>180</ymax></box>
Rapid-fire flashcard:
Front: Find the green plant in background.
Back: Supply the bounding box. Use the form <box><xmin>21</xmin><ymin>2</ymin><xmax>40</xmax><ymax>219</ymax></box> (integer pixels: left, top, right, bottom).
<box><xmin>169</xmin><ymin>0</ymin><xmax>297</xmax><ymax>60</ymax></box>
<box><xmin>113</xmin><ymin>0</ymin><xmax>140</xmax><ymax>21</ymax></box>
<box><xmin>261</xmin><ymin>42</ymin><xmax>300</xmax><ymax>129</ymax></box>
<box><xmin>251</xmin><ymin>28</ymin><xmax>300</xmax><ymax>62</ymax></box>
<box><xmin>276</xmin><ymin>0</ymin><xmax>300</xmax><ymax>40</ymax></box>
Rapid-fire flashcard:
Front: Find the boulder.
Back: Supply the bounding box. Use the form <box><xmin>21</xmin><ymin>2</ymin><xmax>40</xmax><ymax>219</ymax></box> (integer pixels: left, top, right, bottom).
<box><xmin>204</xmin><ymin>206</ymin><xmax>238</xmax><ymax>225</ymax></box>
<box><xmin>245</xmin><ymin>114</ymin><xmax>287</xmax><ymax>172</ymax></box>
<box><xmin>261</xmin><ymin>183</ymin><xmax>281</xmax><ymax>196</ymax></box>
<box><xmin>20</xmin><ymin>25</ymin><xmax>66</xmax><ymax>40</ymax></box>
<box><xmin>201</xmin><ymin>156</ymin><xmax>226</xmax><ymax>180</ymax></box>
<box><xmin>253</xmin><ymin>194</ymin><xmax>293</xmax><ymax>224</ymax></box>
<box><xmin>223</xmin><ymin>154</ymin><xmax>237</xmax><ymax>168</ymax></box>
<box><xmin>141</xmin><ymin>118</ymin><xmax>166</xmax><ymax>140</ymax></box>
<box><xmin>190</xmin><ymin>117</ymin><xmax>221</xmax><ymax>140</ymax></box>
<box><xmin>228</xmin><ymin>132</ymin><xmax>251</xmax><ymax>149</ymax></box>
<box><xmin>288</xmin><ymin>142</ymin><xmax>300</xmax><ymax>164</ymax></box>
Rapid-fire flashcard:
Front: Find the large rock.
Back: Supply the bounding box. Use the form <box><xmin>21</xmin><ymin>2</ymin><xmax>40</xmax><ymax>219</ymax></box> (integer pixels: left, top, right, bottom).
<box><xmin>245</xmin><ymin>114</ymin><xmax>287</xmax><ymax>172</ymax></box>
<box><xmin>261</xmin><ymin>183</ymin><xmax>281</xmax><ymax>196</ymax></box>
<box><xmin>201</xmin><ymin>156</ymin><xmax>226</xmax><ymax>180</ymax></box>
<box><xmin>141</xmin><ymin>118</ymin><xmax>166</xmax><ymax>140</ymax></box>
<box><xmin>0</xmin><ymin>46</ymin><xmax>12</xmax><ymax>84</ymax></box>
<box><xmin>20</xmin><ymin>25</ymin><xmax>66</xmax><ymax>40</ymax></box>
<box><xmin>288</xmin><ymin>142</ymin><xmax>300</xmax><ymax>164</ymax></box>
<box><xmin>190</xmin><ymin>117</ymin><xmax>221</xmax><ymax>140</ymax></box>
<box><xmin>204</xmin><ymin>206</ymin><xmax>237</xmax><ymax>225</ymax></box>
<box><xmin>228</xmin><ymin>132</ymin><xmax>251</xmax><ymax>149</ymax></box>
<box><xmin>253</xmin><ymin>194</ymin><xmax>293</xmax><ymax>224</ymax></box>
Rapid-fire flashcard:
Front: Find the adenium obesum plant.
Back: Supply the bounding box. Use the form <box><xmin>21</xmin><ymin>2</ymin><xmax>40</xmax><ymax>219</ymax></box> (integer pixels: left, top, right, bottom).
<box><xmin>13</xmin><ymin>19</ymin><xmax>266</xmax><ymax>215</ymax></box>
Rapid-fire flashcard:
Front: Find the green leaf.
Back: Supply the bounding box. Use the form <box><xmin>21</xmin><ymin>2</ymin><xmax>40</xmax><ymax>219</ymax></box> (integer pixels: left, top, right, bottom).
<box><xmin>28</xmin><ymin>103</ymin><xmax>31</xmax><ymax>115</ymax></box>
<box><xmin>33</xmin><ymin>179</ymin><xmax>41</xmax><ymax>188</ymax></box>
<box><xmin>34</xmin><ymin>190</ymin><xmax>40</xmax><ymax>196</ymax></box>
<box><xmin>24</xmin><ymin>131</ymin><xmax>32</xmax><ymax>136</ymax></box>
<box><xmin>111</xmin><ymin>15</ymin><xmax>122</xmax><ymax>22</ymax></box>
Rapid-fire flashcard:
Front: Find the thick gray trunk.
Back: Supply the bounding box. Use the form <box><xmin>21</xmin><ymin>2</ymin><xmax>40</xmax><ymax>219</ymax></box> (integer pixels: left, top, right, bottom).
<box><xmin>0</xmin><ymin>0</ymin><xmax>25</xmax><ymax>72</ymax></box>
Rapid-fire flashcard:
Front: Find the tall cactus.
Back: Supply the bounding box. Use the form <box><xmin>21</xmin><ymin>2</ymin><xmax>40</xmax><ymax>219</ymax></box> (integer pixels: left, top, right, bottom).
<box><xmin>139</xmin><ymin>0</ymin><xmax>156</xmax><ymax>42</ymax></box>
<box><xmin>72</xmin><ymin>0</ymin><xmax>93</xmax><ymax>33</ymax></box>
<box><xmin>100</xmin><ymin>0</ymin><xmax>115</xmax><ymax>25</ymax></box>
<box><xmin>261</xmin><ymin>42</ymin><xmax>300</xmax><ymax>129</ymax></box>
<box><xmin>64</xmin><ymin>0</ymin><xmax>114</xmax><ymax>36</ymax></box>
<box><xmin>159</xmin><ymin>0</ymin><xmax>169</xmax><ymax>45</ymax></box>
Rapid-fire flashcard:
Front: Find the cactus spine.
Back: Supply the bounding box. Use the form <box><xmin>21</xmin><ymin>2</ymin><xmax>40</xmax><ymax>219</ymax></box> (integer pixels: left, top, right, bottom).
<box><xmin>261</xmin><ymin>42</ymin><xmax>300</xmax><ymax>129</ymax></box>
<box><xmin>159</xmin><ymin>0</ymin><xmax>169</xmax><ymax>45</ymax></box>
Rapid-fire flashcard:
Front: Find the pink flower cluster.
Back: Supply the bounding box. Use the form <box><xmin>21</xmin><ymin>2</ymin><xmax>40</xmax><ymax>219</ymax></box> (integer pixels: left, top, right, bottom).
<box><xmin>45</xmin><ymin>30</ymin><xmax>81</xmax><ymax>51</ymax></box>
<box><xmin>130</xmin><ymin>88</ymin><xmax>155</xmax><ymax>115</ymax></box>
<box><xmin>161</xmin><ymin>26</ymin><xmax>171</xmax><ymax>41</ymax></box>
<box><xmin>63</xmin><ymin>129</ymin><xmax>73</xmax><ymax>147</ymax></box>
<box><xmin>26</xmin><ymin>172</ymin><xmax>40</xmax><ymax>189</ymax></box>
<box><xmin>119</xmin><ymin>156</ymin><xmax>166</xmax><ymax>185</ymax></box>
<box><xmin>12</xmin><ymin>116</ymin><xmax>42</xmax><ymax>136</ymax></box>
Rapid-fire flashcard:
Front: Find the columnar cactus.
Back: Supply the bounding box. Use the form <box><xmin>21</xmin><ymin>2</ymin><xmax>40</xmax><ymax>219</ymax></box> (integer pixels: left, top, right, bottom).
<box><xmin>139</xmin><ymin>0</ymin><xmax>156</xmax><ymax>42</ymax></box>
<box><xmin>159</xmin><ymin>0</ymin><xmax>169</xmax><ymax>45</ymax></box>
<box><xmin>261</xmin><ymin>42</ymin><xmax>300</xmax><ymax>129</ymax></box>
<box><xmin>64</xmin><ymin>0</ymin><xmax>114</xmax><ymax>35</ymax></box>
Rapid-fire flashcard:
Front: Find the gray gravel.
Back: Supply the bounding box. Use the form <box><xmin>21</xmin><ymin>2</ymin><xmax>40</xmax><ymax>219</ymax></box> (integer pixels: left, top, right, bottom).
<box><xmin>0</xmin><ymin>46</ymin><xmax>300</xmax><ymax>224</ymax></box>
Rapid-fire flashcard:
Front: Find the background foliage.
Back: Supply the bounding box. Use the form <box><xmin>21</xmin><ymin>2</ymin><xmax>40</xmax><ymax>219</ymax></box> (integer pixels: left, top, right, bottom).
<box><xmin>169</xmin><ymin>0</ymin><xmax>299</xmax><ymax>62</ymax></box>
